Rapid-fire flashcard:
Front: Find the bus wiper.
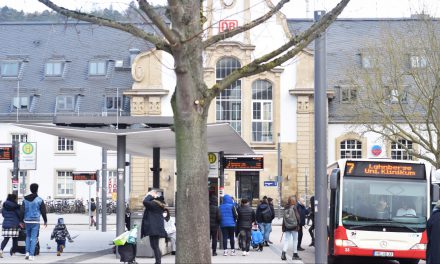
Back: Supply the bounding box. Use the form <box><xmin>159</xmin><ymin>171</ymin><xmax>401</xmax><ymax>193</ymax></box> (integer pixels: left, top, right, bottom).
<box><xmin>348</xmin><ymin>222</ymin><xmax>417</xmax><ymax>232</ymax></box>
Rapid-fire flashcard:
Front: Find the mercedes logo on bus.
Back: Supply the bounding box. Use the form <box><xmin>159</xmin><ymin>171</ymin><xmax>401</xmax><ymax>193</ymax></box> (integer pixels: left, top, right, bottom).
<box><xmin>380</xmin><ymin>240</ymin><xmax>388</xmax><ymax>248</ymax></box>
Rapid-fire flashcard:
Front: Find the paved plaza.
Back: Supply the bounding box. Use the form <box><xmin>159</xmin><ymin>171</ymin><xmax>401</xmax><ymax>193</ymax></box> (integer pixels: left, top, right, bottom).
<box><xmin>0</xmin><ymin>213</ymin><xmax>427</xmax><ymax>264</ymax></box>
<box><xmin>0</xmin><ymin>213</ymin><xmax>313</xmax><ymax>263</ymax></box>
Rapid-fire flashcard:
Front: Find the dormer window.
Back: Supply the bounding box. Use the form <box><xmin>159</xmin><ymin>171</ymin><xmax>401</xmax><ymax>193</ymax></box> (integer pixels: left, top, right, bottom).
<box><xmin>89</xmin><ymin>60</ymin><xmax>107</xmax><ymax>76</ymax></box>
<box><xmin>361</xmin><ymin>54</ymin><xmax>372</xmax><ymax>69</ymax></box>
<box><xmin>1</xmin><ymin>61</ymin><xmax>20</xmax><ymax>77</ymax></box>
<box><xmin>56</xmin><ymin>95</ymin><xmax>74</xmax><ymax>110</ymax></box>
<box><xmin>340</xmin><ymin>86</ymin><xmax>357</xmax><ymax>103</ymax></box>
<box><xmin>45</xmin><ymin>61</ymin><xmax>64</xmax><ymax>77</ymax></box>
<box><xmin>410</xmin><ymin>55</ymin><xmax>427</xmax><ymax>68</ymax></box>
<box><xmin>12</xmin><ymin>96</ymin><xmax>29</xmax><ymax>110</ymax></box>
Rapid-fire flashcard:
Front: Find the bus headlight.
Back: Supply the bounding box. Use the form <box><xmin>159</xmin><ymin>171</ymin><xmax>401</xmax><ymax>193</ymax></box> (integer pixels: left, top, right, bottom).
<box><xmin>410</xmin><ymin>243</ymin><xmax>426</xmax><ymax>250</ymax></box>
<box><xmin>335</xmin><ymin>239</ymin><xmax>357</xmax><ymax>247</ymax></box>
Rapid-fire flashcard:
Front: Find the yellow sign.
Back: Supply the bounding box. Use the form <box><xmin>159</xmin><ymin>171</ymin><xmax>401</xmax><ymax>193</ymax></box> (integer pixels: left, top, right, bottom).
<box><xmin>208</xmin><ymin>153</ymin><xmax>217</xmax><ymax>164</ymax></box>
<box><xmin>22</xmin><ymin>143</ymin><xmax>34</xmax><ymax>154</ymax></box>
<box><xmin>112</xmin><ymin>192</ymin><xmax>117</xmax><ymax>201</ymax></box>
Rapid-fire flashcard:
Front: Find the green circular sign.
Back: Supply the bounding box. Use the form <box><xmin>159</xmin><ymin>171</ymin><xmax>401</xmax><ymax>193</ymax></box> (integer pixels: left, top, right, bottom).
<box><xmin>22</xmin><ymin>143</ymin><xmax>34</xmax><ymax>154</ymax></box>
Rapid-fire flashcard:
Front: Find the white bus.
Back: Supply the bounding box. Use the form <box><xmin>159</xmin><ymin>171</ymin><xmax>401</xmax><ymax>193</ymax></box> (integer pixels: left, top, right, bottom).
<box><xmin>327</xmin><ymin>159</ymin><xmax>439</xmax><ymax>264</ymax></box>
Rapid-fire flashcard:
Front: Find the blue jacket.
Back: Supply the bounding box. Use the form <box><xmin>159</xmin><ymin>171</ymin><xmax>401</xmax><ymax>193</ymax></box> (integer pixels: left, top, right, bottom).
<box><xmin>2</xmin><ymin>200</ymin><xmax>21</xmax><ymax>229</ymax></box>
<box><xmin>21</xmin><ymin>193</ymin><xmax>47</xmax><ymax>224</ymax></box>
<box><xmin>219</xmin><ymin>195</ymin><xmax>236</xmax><ymax>228</ymax></box>
<box><xmin>251</xmin><ymin>229</ymin><xmax>264</xmax><ymax>245</ymax></box>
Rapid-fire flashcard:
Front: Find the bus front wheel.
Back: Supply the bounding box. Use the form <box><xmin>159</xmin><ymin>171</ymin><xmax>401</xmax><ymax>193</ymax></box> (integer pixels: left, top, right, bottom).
<box><xmin>399</xmin><ymin>259</ymin><xmax>419</xmax><ymax>264</ymax></box>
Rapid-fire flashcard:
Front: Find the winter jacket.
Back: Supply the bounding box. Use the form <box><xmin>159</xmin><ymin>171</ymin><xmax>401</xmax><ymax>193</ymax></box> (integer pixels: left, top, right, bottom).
<box><xmin>427</xmin><ymin>208</ymin><xmax>440</xmax><ymax>264</ymax></box>
<box><xmin>164</xmin><ymin>217</ymin><xmax>176</xmax><ymax>235</ymax></box>
<box><xmin>21</xmin><ymin>193</ymin><xmax>47</xmax><ymax>224</ymax></box>
<box><xmin>209</xmin><ymin>195</ymin><xmax>221</xmax><ymax>230</ymax></box>
<box><xmin>219</xmin><ymin>195</ymin><xmax>236</xmax><ymax>228</ymax></box>
<box><xmin>2</xmin><ymin>200</ymin><xmax>21</xmax><ymax>229</ymax></box>
<box><xmin>237</xmin><ymin>204</ymin><xmax>255</xmax><ymax>229</ymax></box>
<box><xmin>256</xmin><ymin>202</ymin><xmax>273</xmax><ymax>223</ymax></box>
<box><xmin>296</xmin><ymin>202</ymin><xmax>307</xmax><ymax>226</ymax></box>
<box><xmin>282</xmin><ymin>204</ymin><xmax>301</xmax><ymax>232</ymax></box>
<box><xmin>141</xmin><ymin>195</ymin><xmax>167</xmax><ymax>238</ymax></box>
<box><xmin>51</xmin><ymin>224</ymin><xmax>72</xmax><ymax>241</ymax></box>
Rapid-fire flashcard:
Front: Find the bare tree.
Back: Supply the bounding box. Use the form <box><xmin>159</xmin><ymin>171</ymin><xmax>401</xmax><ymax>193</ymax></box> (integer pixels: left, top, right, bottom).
<box><xmin>346</xmin><ymin>18</ymin><xmax>440</xmax><ymax>168</ymax></box>
<box><xmin>38</xmin><ymin>0</ymin><xmax>350</xmax><ymax>262</ymax></box>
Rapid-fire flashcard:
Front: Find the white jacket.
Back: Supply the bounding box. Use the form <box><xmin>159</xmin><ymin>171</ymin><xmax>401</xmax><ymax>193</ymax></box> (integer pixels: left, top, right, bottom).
<box><xmin>164</xmin><ymin>217</ymin><xmax>176</xmax><ymax>234</ymax></box>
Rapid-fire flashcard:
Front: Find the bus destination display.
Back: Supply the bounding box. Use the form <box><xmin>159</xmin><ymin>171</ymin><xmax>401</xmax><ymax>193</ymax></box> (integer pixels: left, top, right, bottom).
<box><xmin>0</xmin><ymin>146</ymin><xmax>13</xmax><ymax>160</ymax></box>
<box><xmin>345</xmin><ymin>161</ymin><xmax>425</xmax><ymax>179</ymax></box>
<box><xmin>224</xmin><ymin>156</ymin><xmax>264</xmax><ymax>170</ymax></box>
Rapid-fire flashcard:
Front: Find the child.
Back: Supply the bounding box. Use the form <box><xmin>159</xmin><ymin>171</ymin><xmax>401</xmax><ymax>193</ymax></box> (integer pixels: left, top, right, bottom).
<box><xmin>50</xmin><ymin>218</ymin><xmax>73</xmax><ymax>256</ymax></box>
<box><xmin>251</xmin><ymin>224</ymin><xmax>264</xmax><ymax>252</ymax></box>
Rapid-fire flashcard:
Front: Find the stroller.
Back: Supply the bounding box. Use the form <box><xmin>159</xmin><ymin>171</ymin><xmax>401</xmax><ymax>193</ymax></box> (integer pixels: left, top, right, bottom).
<box><xmin>250</xmin><ymin>224</ymin><xmax>264</xmax><ymax>251</ymax></box>
<box><xmin>17</xmin><ymin>228</ymin><xmax>40</xmax><ymax>255</ymax></box>
<box><xmin>114</xmin><ymin>225</ymin><xmax>138</xmax><ymax>264</ymax></box>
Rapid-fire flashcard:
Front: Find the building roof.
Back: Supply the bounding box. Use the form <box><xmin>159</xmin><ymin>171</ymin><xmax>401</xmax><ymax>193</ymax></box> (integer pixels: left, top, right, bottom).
<box><xmin>0</xmin><ymin>21</ymin><xmax>155</xmax><ymax>121</ymax></box>
<box><xmin>287</xmin><ymin>18</ymin><xmax>437</xmax><ymax>123</ymax></box>
<box><xmin>14</xmin><ymin>122</ymin><xmax>255</xmax><ymax>158</ymax></box>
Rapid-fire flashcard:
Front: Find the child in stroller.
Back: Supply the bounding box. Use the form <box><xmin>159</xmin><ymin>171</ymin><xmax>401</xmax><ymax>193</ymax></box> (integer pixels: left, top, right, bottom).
<box><xmin>250</xmin><ymin>224</ymin><xmax>264</xmax><ymax>251</ymax></box>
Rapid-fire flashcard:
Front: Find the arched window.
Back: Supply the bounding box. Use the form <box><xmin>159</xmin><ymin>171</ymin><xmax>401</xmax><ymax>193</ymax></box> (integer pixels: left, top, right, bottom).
<box><xmin>340</xmin><ymin>139</ymin><xmax>362</xmax><ymax>158</ymax></box>
<box><xmin>216</xmin><ymin>57</ymin><xmax>241</xmax><ymax>134</ymax></box>
<box><xmin>252</xmin><ymin>80</ymin><xmax>273</xmax><ymax>142</ymax></box>
<box><xmin>391</xmin><ymin>139</ymin><xmax>413</xmax><ymax>160</ymax></box>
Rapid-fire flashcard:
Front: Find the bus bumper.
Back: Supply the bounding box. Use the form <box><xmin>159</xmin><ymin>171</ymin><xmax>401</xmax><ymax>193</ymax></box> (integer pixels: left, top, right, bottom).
<box><xmin>333</xmin><ymin>246</ymin><xmax>425</xmax><ymax>259</ymax></box>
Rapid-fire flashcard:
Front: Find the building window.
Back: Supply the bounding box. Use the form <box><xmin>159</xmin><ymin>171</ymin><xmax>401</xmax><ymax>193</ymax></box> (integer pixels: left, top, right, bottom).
<box><xmin>1</xmin><ymin>61</ymin><xmax>20</xmax><ymax>77</ymax></box>
<box><xmin>387</xmin><ymin>87</ymin><xmax>408</xmax><ymax>104</ymax></box>
<box><xmin>105</xmin><ymin>96</ymin><xmax>122</xmax><ymax>111</ymax></box>
<box><xmin>391</xmin><ymin>139</ymin><xmax>413</xmax><ymax>160</ymax></box>
<box><xmin>12</xmin><ymin>97</ymin><xmax>29</xmax><ymax>110</ymax></box>
<box><xmin>410</xmin><ymin>55</ymin><xmax>427</xmax><ymax>68</ymax></box>
<box><xmin>56</xmin><ymin>95</ymin><xmax>74</xmax><ymax>110</ymax></box>
<box><xmin>58</xmin><ymin>137</ymin><xmax>74</xmax><ymax>152</ymax></box>
<box><xmin>216</xmin><ymin>57</ymin><xmax>242</xmax><ymax>134</ymax></box>
<box><xmin>340</xmin><ymin>139</ymin><xmax>362</xmax><ymax>159</ymax></box>
<box><xmin>89</xmin><ymin>60</ymin><xmax>107</xmax><ymax>76</ymax></box>
<box><xmin>340</xmin><ymin>87</ymin><xmax>357</xmax><ymax>103</ymax></box>
<box><xmin>252</xmin><ymin>80</ymin><xmax>273</xmax><ymax>142</ymax></box>
<box><xmin>45</xmin><ymin>61</ymin><xmax>64</xmax><ymax>77</ymax></box>
<box><xmin>12</xmin><ymin>134</ymin><xmax>27</xmax><ymax>144</ymax></box>
<box><xmin>361</xmin><ymin>54</ymin><xmax>372</xmax><ymax>69</ymax></box>
<box><xmin>57</xmin><ymin>171</ymin><xmax>74</xmax><ymax>196</ymax></box>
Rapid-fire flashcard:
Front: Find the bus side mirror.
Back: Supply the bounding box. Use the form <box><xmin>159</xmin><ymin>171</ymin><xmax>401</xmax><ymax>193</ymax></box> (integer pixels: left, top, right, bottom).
<box><xmin>433</xmin><ymin>184</ymin><xmax>440</xmax><ymax>202</ymax></box>
<box><xmin>330</xmin><ymin>168</ymin><xmax>339</xmax><ymax>190</ymax></box>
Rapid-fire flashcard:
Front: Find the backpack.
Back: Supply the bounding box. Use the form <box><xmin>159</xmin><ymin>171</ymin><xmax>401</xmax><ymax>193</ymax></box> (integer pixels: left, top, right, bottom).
<box><xmin>283</xmin><ymin>207</ymin><xmax>298</xmax><ymax>229</ymax></box>
<box><xmin>261</xmin><ymin>205</ymin><xmax>272</xmax><ymax>222</ymax></box>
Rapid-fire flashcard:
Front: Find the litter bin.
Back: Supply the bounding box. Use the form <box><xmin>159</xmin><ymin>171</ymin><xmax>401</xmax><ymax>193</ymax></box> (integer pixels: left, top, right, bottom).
<box><xmin>130</xmin><ymin>211</ymin><xmax>171</xmax><ymax>257</ymax></box>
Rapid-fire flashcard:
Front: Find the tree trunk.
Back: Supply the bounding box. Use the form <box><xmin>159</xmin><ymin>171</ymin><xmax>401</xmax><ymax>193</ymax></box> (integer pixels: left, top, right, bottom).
<box><xmin>171</xmin><ymin>4</ymin><xmax>211</xmax><ymax>261</ymax></box>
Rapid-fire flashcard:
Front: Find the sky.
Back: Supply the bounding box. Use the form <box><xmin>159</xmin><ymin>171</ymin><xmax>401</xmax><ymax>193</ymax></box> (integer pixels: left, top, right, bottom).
<box><xmin>1</xmin><ymin>0</ymin><xmax>440</xmax><ymax>18</ymax></box>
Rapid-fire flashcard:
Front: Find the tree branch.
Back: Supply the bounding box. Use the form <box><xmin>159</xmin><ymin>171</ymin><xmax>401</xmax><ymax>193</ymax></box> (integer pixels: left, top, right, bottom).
<box><xmin>137</xmin><ymin>0</ymin><xmax>179</xmax><ymax>46</ymax></box>
<box><xmin>202</xmin><ymin>0</ymin><xmax>290</xmax><ymax>48</ymax></box>
<box><xmin>208</xmin><ymin>0</ymin><xmax>350</xmax><ymax>98</ymax></box>
<box><xmin>38</xmin><ymin>0</ymin><xmax>171</xmax><ymax>53</ymax></box>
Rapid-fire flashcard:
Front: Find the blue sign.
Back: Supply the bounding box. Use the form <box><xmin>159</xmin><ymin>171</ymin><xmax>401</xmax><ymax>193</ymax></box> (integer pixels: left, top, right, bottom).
<box><xmin>264</xmin><ymin>181</ymin><xmax>277</xmax><ymax>187</ymax></box>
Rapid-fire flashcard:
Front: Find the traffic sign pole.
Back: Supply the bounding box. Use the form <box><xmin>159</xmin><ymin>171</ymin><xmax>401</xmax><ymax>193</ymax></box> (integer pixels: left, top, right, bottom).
<box><xmin>12</xmin><ymin>141</ymin><xmax>19</xmax><ymax>196</ymax></box>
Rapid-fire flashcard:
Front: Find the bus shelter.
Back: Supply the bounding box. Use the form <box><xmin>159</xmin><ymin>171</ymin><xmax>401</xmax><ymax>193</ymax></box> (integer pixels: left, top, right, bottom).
<box><xmin>14</xmin><ymin>122</ymin><xmax>254</xmax><ymax>236</ymax></box>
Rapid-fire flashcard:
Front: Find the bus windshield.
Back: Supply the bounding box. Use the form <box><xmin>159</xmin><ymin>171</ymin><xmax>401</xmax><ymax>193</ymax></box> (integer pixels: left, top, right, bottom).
<box><xmin>341</xmin><ymin>177</ymin><xmax>427</xmax><ymax>232</ymax></box>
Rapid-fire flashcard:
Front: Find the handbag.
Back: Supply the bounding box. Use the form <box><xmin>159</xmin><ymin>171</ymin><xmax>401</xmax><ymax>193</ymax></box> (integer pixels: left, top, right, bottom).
<box><xmin>113</xmin><ymin>231</ymin><xmax>130</xmax><ymax>246</ymax></box>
